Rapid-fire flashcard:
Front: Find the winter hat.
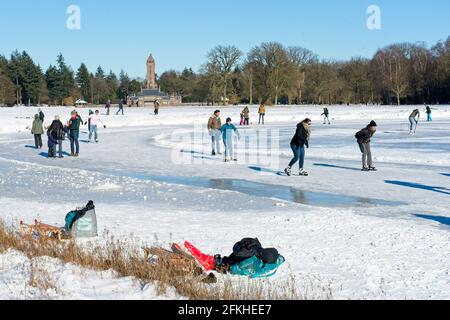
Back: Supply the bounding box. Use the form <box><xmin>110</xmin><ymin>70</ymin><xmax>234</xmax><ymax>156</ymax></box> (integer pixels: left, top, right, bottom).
<box><xmin>226</xmin><ymin>118</ymin><xmax>232</xmax><ymax>123</ymax></box>
<box><xmin>261</xmin><ymin>248</ymin><xmax>279</xmax><ymax>264</ymax></box>
<box><xmin>369</xmin><ymin>120</ymin><xmax>377</xmax><ymax>127</ymax></box>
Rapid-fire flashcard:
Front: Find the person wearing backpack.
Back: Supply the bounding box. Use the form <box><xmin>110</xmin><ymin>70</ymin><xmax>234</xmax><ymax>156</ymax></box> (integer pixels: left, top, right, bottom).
<box><xmin>31</xmin><ymin>114</ymin><xmax>44</xmax><ymax>149</ymax></box>
<box><xmin>47</xmin><ymin>115</ymin><xmax>65</xmax><ymax>158</ymax></box>
<box><xmin>355</xmin><ymin>120</ymin><xmax>377</xmax><ymax>171</ymax></box>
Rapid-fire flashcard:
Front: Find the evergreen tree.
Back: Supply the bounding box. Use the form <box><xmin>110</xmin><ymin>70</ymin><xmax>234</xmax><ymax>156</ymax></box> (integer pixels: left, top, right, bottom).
<box><xmin>76</xmin><ymin>63</ymin><xmax>91</xmax><ymax>101</ymax></box>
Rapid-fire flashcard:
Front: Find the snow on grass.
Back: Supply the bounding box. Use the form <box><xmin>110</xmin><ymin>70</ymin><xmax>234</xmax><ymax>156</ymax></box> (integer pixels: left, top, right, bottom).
<box><xmin>0</xmin><ymin>104</ymin><xmax>449</xmax><ymax>300</ymax></box>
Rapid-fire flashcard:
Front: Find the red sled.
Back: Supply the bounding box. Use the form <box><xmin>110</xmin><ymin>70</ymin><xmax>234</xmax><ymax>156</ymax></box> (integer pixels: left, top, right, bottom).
<box><xmin>184</xmin><ymin>241</ymin><xmax>215</xmax><ymax>271</ymax></box>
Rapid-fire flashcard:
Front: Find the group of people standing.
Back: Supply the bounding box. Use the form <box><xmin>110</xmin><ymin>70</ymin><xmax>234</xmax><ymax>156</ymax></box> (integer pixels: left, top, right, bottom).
<box><xmin>30</xmin><ymin>109</ymin><xmax>106</xmax><ymax>158</ymax></box>
<box><xmin>239</xmin><ymin>104</ymin><xmax>267</xmax><ymax>126</ymax></box>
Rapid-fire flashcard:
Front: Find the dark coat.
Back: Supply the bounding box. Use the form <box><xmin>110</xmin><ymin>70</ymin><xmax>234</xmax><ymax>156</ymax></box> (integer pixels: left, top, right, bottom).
<box><xmin>355</xmin><ymin>126</ymin><xmax>373</xmax><ymax>143</ymax></box>
<box><xmin>39</xmin><ymin>111</ymin><xmax>45</xmax><ymax>122</ymax></box>
<box><xmin>290</xmin><ymin>123</ymin><xmax>309</xmax><ymax>147</ymax></box>
<box><xmin>48</xmin><ymin>120</ymin><xmax>65</xmax><ymax>140</ymax></box>
<box><xmin>47</xmin><ymin>130</ymin><xmax>58</xmax><ymax>148</ymax></box>
<box><xmin>68</xmin><ymin>116</ymin><xmax>83</xmax><ymax>136</ymax></box>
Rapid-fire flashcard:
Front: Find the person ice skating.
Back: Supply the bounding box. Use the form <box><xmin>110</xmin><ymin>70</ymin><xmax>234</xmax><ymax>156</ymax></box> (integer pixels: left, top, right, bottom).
<box><xmin>154</xmin><ymin>100</ymin><xmax>160</xmax><ymax>115</ymax></box>
<box><xmin>207</xmin><ymin>110</ymin><xmax>222</xmax><ymax>156</ymax></box>
<box><xmin>258</xmin><ymin>104</ymin><xmax>266</xmax><ymax>125</ymax></box>
<box><xmin>426</xmin><ymin>106</ymin><xmax>432</xmax><ymax>122</ymax></box>
<box><xmin>285</xmin><ymin>118</ymin><xmax>312</xmax><ymax>176</ymax></box>
<box><xmin>87</xmin><ymin>109</ymin><xmax>94</xmax><ymax>132</ymax></box>
<box><xmin>31</xmin><ymin>114</ymin><xmax>43</xmax><ymax>149</ymax></box>
<box><xmin>321</xmin><ymin>107</ymin><xmax>331</xmax><ymax>125</ymax></box>
<box><xmin>409</xmin><ymin>109</ymin><xmax>420</xmax><ymax>134</ymax></box>
<box><xmin>86</xmin><ymin>110</ymin><xmax>106</xmax><ymax>143</ymax></box>
<box><xmin>47</xmin><ymin>115</ymin><xmax>65</xmax><ymax>158</ymax></box>
<box><xmin>68</xmin><ymin>111</ymin><xmax>83</xmax><ymax>157</ymax></box>
<box><xmin>38</xmin><ymin>108</ymin><xmax>45</xmax><ymax>123</ymax></box>
<box><xmin>105</xmin><ymin>100</ymin><xmax>111</xmax><ymax>115</ymax></box>
<box><xmin>116</xmin><ymin>99</ymin><xmax>124</xmax><ymax>115</ymax></box>
<box><xmin>221</xmin><ymin>118</ymin><xmax>241</xmax><ymax>162</ymax></box>
<box><xmin>241</xmin><ymin>107</ymin><xmax>250</xmax><ymax>126</ymax></box>
<box><xmin>239</xmin><ymin>112</ymin><xmax>245</xmax><ymax>126</ymax></box>
<box><xmin>355</xmin><ymin>120</ymin><xmax>377</xmax><ymax>171</ymax></box>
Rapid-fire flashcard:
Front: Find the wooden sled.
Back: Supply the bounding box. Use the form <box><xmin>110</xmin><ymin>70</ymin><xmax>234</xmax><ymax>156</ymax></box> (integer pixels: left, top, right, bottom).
<box><xmin>19</xmin><ymin>219</ymin><xmax>67</xmax><ymax>242</ymax></box>
<box><xmin>144</xmin><ymin>244</ymin><xmax>217</xmax><ymax>283</ymax></box>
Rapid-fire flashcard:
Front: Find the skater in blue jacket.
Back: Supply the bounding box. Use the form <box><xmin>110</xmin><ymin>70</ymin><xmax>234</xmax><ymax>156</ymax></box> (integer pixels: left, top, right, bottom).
<box><xmin>221</xmin><ymin>118</ymin><xmax>241</xmax><ymax>162</ymax></box>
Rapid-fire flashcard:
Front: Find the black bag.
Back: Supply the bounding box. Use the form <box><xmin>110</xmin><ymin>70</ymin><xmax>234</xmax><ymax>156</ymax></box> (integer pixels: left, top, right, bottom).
<box><xmin>232</xmin><ymin>238</ymin><xmax>263</xmax><ymax>261</ymax></box>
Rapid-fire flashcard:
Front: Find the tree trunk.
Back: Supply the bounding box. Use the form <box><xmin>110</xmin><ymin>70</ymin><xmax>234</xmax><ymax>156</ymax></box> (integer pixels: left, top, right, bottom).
<box><xmin>249</xmin><ymin>77</ymin><xmax>253</xmax><ymax>105</ymax></box>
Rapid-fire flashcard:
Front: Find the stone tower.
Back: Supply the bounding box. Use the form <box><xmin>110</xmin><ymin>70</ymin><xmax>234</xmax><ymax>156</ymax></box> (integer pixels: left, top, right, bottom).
<box><xmin>146</xmin><ymin>54</ymin><xmax>158</xmax><ymax>89</ymax></box>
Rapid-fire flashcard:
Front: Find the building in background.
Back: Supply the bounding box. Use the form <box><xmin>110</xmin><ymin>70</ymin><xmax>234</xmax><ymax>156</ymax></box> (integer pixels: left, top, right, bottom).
<box><xmin>128</xmin><ymin>54</ymin><xmax>182</xmax><ymax>107</ymax></box>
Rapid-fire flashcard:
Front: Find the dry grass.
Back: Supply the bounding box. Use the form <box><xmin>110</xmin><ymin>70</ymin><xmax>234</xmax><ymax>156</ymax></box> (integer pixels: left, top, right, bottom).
<box><xmin>28</xmin><ymin>259</ymin><xmax>58</xmax><ymax>296</ymax></box>
<box><xmin>0</xmin><ymin>220</ymin><xmax>331</xmax><ymax>300</ymax></box>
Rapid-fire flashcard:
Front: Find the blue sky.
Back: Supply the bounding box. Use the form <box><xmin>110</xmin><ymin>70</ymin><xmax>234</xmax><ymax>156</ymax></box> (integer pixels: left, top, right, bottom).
<box><xmin>1</xmin><ymin>0</ymin><xmax>449</xmax><ymax>78</ymax></box>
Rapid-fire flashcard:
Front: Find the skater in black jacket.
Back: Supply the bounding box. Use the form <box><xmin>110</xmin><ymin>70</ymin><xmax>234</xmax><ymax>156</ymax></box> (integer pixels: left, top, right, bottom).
<box><xmin>284</xmin><ymin>118</ymin><xmax>312</xmax><ymax>176</ymax></box>
<box><xmin>355</xmin><ymin>120</ymin><xmax>377</xmax><ymax>171</ymax></box>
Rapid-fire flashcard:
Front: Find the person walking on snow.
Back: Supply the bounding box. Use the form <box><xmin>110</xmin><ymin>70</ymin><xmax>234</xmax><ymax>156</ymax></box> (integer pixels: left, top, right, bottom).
<box><xmin>409</xmin><ymin>109</ymin><xmax>420</xmax><ymax>134</ymax></box>
<box><xmin>258</xmin><ymin>104</ymin><xmax>266</xmax><ymax>125</ymax></box>
<box><xmin>87</xmin><ymin>109</ymin><xmax>94</xmax><ymax>132</ymax></box>
<box><xmin>207</xmin><ymin>110</ymin><xmax>222</xmax><ymax>156</ymax></box>
<box><xmin>116</xmin><ymin>99</ymin><xmax>124</xmax><ymax>115</ymax></box>
<box><xmin>68</xmin><ymin>111</ymin><xmax>83</xmax><ymax>157</ymax></box>
<box><xmin>284</xmin><ymin>118</ymin><xmax>312</xmax><ymax>177</ymax></box>
<box><xmin>355</xmin><ymin>120</ymin><xmax>377</xmax><ymax>171</ymax></box>
<box><xmin>321</xmin><ymin>107</ymin><xmax>331</xmax><ymax>124</ymax></box>
<box><xmin>425</xmin><ymin>106</ymin><xmax>432</xmax><ymax>122</ymax></box>
<box><xmin>105</xmin><ymin>100</ymin><xmax>111</xmax><ymax>115</ymax></box>
<box><xmin>47</xmin><ymin>115</ymin><xmax>65</xmax><ymax>158</ymax></box>
<box><xmin>241</xmin><ymin>107</ymin><xmax>250</xmax><ymax>126</ymax></box>
<box><xmin>38</xmin><ymin>108</ymin><xmax>45</xmax><ymax>123</ymax></box>
<box><xmin>31</xmin><ymin>114</ymin><xmax>44</xmax><ymax>149</ymax></box>
<box><xmin>221</xmin><ymin>118</ymin><xmax>241</xmax><ymax>162</ymax></box>
<box><xmin>86</xmin><ymin>110</ymin><xmax>106</xmax><ymax>143</ymax></box>
<box><xmin>154</xmin><ymin>100</ymin><xmax>160</xmax><ymax>115</ymax></box>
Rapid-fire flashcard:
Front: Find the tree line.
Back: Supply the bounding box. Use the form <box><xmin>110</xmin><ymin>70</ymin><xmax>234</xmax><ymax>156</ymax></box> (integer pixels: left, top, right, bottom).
<box><xmin>0</xmin><ymin>52</ymin><xmax>142</xmax><ymax>106</ymax></box>
<box><xmin>161</xmin><ymin>38</ymin><xmax>449</xmax><ymax>106</ymax></box>
<box><xmin>1</xmin><ymin>37</ymin><xmax>448</xmax><ymax>107</ymax></box>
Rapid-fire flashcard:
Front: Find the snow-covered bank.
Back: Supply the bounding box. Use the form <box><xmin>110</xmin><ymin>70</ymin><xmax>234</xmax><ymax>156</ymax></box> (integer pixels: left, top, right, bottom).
<box><xmin>0</xmin><ymin>249</ymin><xmax>179</xmax><ymax>300</ymax></box>
<box><xmin>0</xmin><ymin>105</ymin><xmax>449</xmax><ymax>300</ymax></box>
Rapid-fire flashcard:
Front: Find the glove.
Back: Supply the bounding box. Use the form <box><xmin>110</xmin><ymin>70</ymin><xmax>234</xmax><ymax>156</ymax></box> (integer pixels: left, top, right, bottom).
<box><xmin>306</xmin><ymin>142</ymin><xmax>310</xmax><ymax>149</ymax></box>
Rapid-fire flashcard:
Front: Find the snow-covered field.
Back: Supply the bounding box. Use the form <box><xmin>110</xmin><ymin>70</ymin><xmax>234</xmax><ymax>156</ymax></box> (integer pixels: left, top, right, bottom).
<box><xmin>0</xmin><ymin>104</ymin><xmax>449</xmax><ymax>300</ymax></box>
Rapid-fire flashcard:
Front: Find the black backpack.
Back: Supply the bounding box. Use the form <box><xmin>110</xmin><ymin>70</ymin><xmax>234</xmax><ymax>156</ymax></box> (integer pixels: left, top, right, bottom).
<box><xmin>232</xmin><ymin>238</ymin><xmax>263</xmax><ymax>261</ymax></box>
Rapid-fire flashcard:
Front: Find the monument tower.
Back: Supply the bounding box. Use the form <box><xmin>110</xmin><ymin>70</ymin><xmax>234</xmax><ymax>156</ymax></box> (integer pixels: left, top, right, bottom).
<box><xmin>146</xmin><ymin>54</ymin><xmax>158</xmax><ymax>89</ymax></box>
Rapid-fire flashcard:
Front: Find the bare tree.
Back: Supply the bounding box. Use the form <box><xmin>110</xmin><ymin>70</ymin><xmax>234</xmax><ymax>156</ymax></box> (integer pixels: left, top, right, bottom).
<box><xmin>287</xmin><ymin>46</ymin><xmax>318</xmax><ymax>104</ymax></box>
<box><xmin>372</xmin><ymin>44</ymin><xmax>411</xmax><ymax>105</ymax></box>
<box><xmin>206</xmin><ymin>45</ymin><xmax>242</xmax><ymax>105</ymax></box>
<box><xmin>248</xmin><ymin>42</ymin><xmax>291</xmax><ymax>105</ymax></box>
